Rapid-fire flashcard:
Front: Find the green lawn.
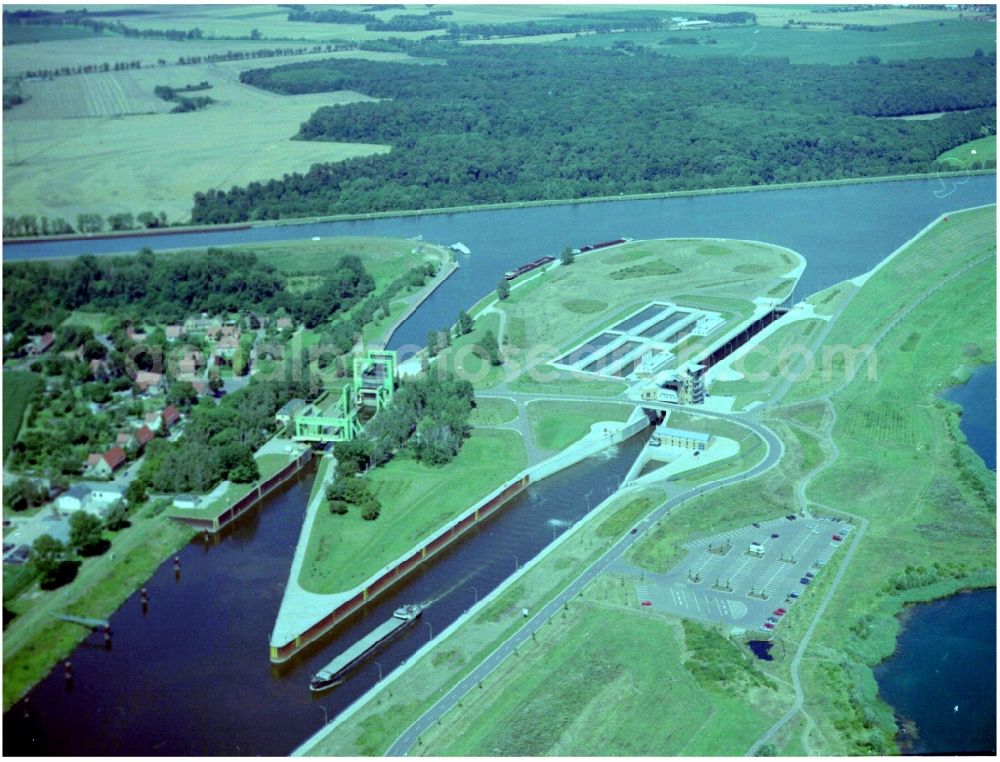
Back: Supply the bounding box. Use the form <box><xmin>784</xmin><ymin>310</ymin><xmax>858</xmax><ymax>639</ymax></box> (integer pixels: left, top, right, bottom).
<box><xmin>527</xmin><ymin>400</ymin><xmax>635</xmax><ymax>451</ymax></box>
<box><xmin>2</xmin><ymin>371</ymin><xmax>42</xmax><ymax>454</ymax></box>
<box><xmin>936</xmin><ymin>134</ymin><xmax>996</xmax><ymax>168</ymax></box>
<box><xmin>509</xmin><ymin>366</ymin><xmax>628</xmax><ymax>397</ymax></box>
<box><xmin>469</xmin><ymin>397</ymin><xmax>518</xmax><ymax>426</ymax></box>
<box><xmin>60</xmin><ymin>310</ymin><xmax>109</xmax><ymax>333</ymax></box>
<box><xmin>434</xmin><ymin>311</ymin><xmax>505</xmax><ymax>390</ymax></box>
<box><xmin>418</xmin><ymin>604</ymin><xmax>779</xmax><ymax>756</ymax></box>
<box><xmin>298</xmin><ymin>428</ymin><xmax>527</xmax><ymax>594</ymax></box>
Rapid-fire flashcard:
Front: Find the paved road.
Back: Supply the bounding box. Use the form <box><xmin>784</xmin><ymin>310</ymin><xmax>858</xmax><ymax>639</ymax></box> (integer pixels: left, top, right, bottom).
<box><xmin>387</xmin><ymin>411</ymin><xmax>783</xmax><ymax>755</ymax></box>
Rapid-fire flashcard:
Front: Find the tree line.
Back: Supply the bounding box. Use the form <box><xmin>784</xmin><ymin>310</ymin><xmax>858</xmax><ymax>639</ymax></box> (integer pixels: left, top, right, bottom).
<box><xmin>2</xmin><ymin>248</ymin><xmax>375</xmax><ymax>333</ymax></box>
<box><xmin>191</xmin><ymin>45</ymin><xmax>995</xmax><ymax>224</ymax></box>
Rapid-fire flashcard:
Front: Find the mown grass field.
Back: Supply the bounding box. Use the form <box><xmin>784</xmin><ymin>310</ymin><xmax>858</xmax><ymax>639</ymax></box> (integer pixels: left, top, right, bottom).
<box><xmin>559</xmin><ymin>19</ymin><xmax>995</xmax><ymax>64</ymax></box>
<box><xmin>663</xmin><ymin>4</ymin><xmax>969</xmax><ymax>27</ymax></box>
<box><xmin>469</xmin><ymin>397</ymin><xmax>518</xmax><ymax>426</ymax></box>
<box><xmin>2</xmin><ymin>371</ymin><xmax>42</xmax><ymax>455</ymax></box>
<box><xmin>498</xmin><ymin>238</ymin><xmax>794</xmax><ymax>380</ymax></box>
<box><xmin>526</xmin><ymin>400</ymin><xmax>635</xmax><ymax>451</ymax></box>
<box><xmin>298</xmin><ymin>428</ymin><xmax>526</xmax><ymax>594</ymax></box>
<box><xmin>937</xmin><ymin>134</ymin><xmax>997</xmax><ymax>167</ymax></box>
<box><xmin>417</xmin><ymin>603</ymin><xmax>781</xmax><ymax>756</ymax></box>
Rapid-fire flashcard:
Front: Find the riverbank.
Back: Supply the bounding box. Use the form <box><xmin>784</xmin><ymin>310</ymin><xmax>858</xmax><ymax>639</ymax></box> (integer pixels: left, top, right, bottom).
<box><xmin>2</xmin><ymin>503</ymin><xmax>198</xmax><ymax>711</ymax></box>
<box><xmin>3</xmin><ymin>169</ymin><xmax>992</xmax><ymax>248</ymax></box>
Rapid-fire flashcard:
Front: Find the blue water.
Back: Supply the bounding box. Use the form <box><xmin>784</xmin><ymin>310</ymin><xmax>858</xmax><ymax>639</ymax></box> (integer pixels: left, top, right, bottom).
<box><xmin>3</xmin><ymin>176</ymin><xmax>995</xmax><ymax>354</ymax></box>
<box><xmin>943</xmin><ymin>364</ymin><xmax>996</xmax><ymax>470</ymax></box>
<box><xmin>874</xmin><ymin>589</ymin><xmax>996</xmax><ymax>755</ymax></box>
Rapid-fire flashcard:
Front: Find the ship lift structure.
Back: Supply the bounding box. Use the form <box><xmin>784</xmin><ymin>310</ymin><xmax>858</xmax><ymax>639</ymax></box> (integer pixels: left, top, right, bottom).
<box><xmin>294</xmin><ymin>349</ymin><xmax>397</xmax><ymax>444</ymax></box>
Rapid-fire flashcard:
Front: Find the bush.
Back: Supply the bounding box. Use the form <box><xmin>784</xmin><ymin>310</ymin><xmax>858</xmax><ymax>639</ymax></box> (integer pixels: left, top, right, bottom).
<box><xmin>329</xmin><ymin>500</ymin><xmax>349</xmax><ymax>515</ymax></box>
<box><xmin>361</xmin><ymin>503</ymin><xmax>381</xmax><ymax>521</ymax></box>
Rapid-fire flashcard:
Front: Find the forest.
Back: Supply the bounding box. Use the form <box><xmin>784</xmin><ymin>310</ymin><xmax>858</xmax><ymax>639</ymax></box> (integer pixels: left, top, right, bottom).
<box><xmin>2</xmin><ymin>249</ymin><xmax>374</xmax><ymax>334</ymax></box>
<box><xmin>191</xmin><ymin>44</ymin><xmax>995</xmax><ymax>223</ymax></box>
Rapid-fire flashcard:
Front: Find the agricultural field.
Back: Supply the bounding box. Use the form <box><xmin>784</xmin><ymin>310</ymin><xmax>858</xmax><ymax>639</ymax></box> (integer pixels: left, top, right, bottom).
<box><xmin>298</xmin><ymin>428</ymin><xmax>527</xmax><ymax>595</ymax></box>
<box><xmin>559</xmin><ymin>20</ymin><xmax>996</xmax><ymax>64</ymax></box>
<box><xmin>3</xmin><ymin>55</ymin><xmax>390</xmax><ymax>222</ymax></box>
<box><xmin>662</xmin><ymin>4</ymin><xmax>969</xmax><ymax>27</ymax></box>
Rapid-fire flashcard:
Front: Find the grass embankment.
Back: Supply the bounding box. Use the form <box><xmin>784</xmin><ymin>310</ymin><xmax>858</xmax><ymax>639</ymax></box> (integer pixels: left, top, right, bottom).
<box><xmin>655</xmin><ymin>410</ymin><xmax>769</xmax><ymax>488</ymax></box>
<box><xmin>526</xmin><ymin>400</ymin><xmax>635</xmax><ymax>451</ymax></box>
<box><xmin>298</xmin><ymin>428</ymin><xmax>527</xmax><ymax>594</ymax></box>
<box><xmin>785</xmin><ymin>205</ymin><xmax>996</xmax><ymax>403</ymax></box>
<box><xmin>2</xmin><ymin>370</ymin><xmax>42</xmax><ymax>455</ymax></box>
<box><xmin>469</xmin><ymin>397</ymin><xmax>517</xmax><ymax>426</ymax></box>
<box><xmin>2</xmin><ymin>503</ymin><xmax>197</xmax><ymax>711</ymax></box>
<box><xmin>786</xmin><ymin>254</ymin><xmax>996</xmax><ymax>753</ymax></box>
<box><xmin>709</xmin><ymin>318</ymin><xmax>825</xmax><ymax>407</ymax></box>
<box><xmin>416</xmin><ymin>605</ymin><xmax>782</xmax><ymax>756</ymax></box>
<box><xmin>300</xmin><ymin>487</ymin><xmax>666</xmax><ymax>756</ymax></box>
<box><xmin>432</xmin><ymin>311</ymin><xmax>505</xmax><ymax>390</ymax></box>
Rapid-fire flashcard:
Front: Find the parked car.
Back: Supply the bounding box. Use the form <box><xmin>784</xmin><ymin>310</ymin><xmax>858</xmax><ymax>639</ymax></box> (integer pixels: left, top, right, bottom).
<box><xmin>832</xmin><ymin>534</ymin><xmax>843</xmax><ymax>541</ymax></box>
<box><xmin>641</xmin><ymin>600</ymin><xmax>652</xmax><ymax>607</ymax></box>
<box><xmin>767</xmin><ymin>616</ymin><xmax>779</xmax><ymax>624</ymax></box>
<box><xmin>789</xmin><ymin>591</ymin><xmax>800</xmax><ymax>599</ymax></box>
<box><xmin>805</xmin><ymin>572</ymin><xmax>815</xmax><ymax>578</ymax></box>
<box><xmin>631</xmin><ymin>528</ymin><xmax>638</xmax><ymax>535</ymax></box>
<box><xmin>786</xmin><ymin>514</ymin><xmax>797</xmax><ymax>520</ymax></box>
<box><xmin>771</xmin><ymin>533</ymin><xmax>779</xmax><ymax>539</ymax></box>
<box><xmin>774</xmin><ymin>608</ymin><xmax>786</xmax><ymax>616</ymax></box>
<box><xmin>752</xmin><ymin>523</ymin><xmax>761</xmax><ymax>528</ymax></box>
<box><xmin>763</xmin><ymin>622</ymin><xmax>774</xmax><ymax>629</ymax></box>
<box><xmin>800</xmin><ymin>577</ymin><xmax>811</xmax><ymax>585</ymax></box>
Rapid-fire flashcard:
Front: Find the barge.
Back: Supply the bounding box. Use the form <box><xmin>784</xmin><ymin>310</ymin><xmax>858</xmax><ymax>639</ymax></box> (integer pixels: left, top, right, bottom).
<box><xmin>504</xmin><ymin>255</ymin><xmax>555</xmax><ymax>280</ymax></box>
<box><xmin>573</xmin><ymin>237</ymin><xmax>631</xmax><ymax>254</ymax></box>
<box><xmin>309</xmin><ymin>604</ymin><xmax>421</xmax><ymax>692</ymax></box>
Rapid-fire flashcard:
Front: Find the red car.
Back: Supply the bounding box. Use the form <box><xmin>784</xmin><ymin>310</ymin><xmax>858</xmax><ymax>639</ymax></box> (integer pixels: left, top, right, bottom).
<box><xmin>763</xmin><ymin>622</ymin><xmax>774</xmax><ymax>629</ymax></box>
<box><xmin>832</xmin><ymin>534</ymin><xmax>843</xmax><ymax>541</ymax></box>
<box><xmin>641</xmin><ymin>600</ymin><xmax>653</xmax><ymax>607</ymax></box>
<box><xmin>774</xmin><ymin>608</ymin><xmax>786</xmax><ymax>616</ymax></box>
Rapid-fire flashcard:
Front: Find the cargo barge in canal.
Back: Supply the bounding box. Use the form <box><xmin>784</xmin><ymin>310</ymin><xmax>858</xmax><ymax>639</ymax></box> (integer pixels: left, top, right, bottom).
<box><xmin>504</xmin><ymin>255</ymin><xmax>555</xmax><ymax>280</ymax></box>
<box><xmin>309</xmin><ymin>604</ymin><xmax>422</xmax><ymax>692</ymax></box>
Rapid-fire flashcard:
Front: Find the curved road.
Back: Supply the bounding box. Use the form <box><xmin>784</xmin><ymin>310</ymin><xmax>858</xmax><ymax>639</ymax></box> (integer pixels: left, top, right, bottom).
<box><xmin>387</xmin><ymin>408</ymin><xmax>783</xmax><ymax>755</ymax></box>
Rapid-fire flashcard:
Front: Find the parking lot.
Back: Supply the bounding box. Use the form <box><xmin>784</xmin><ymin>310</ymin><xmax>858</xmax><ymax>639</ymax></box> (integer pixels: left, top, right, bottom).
<box><xmin>632</xmin><ymin>515</ymin><xmax>854</xmax><ymax>632</ymax></box>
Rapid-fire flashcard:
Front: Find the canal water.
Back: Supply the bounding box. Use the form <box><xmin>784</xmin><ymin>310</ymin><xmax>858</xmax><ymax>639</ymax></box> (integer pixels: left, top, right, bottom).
<box><xmin>873</xmin><ymin>589</ymin><xmax>996</xmax><ymax>755</ymax></box>
<box><xmin>3</xmin><ymin>435</ymin><xmax>646</xmax><ymax>755</ymax></box>
<box><xmin>3</xmin><ymin>175</ymin><xmax>995</xmax><ymax>355</ymax></box>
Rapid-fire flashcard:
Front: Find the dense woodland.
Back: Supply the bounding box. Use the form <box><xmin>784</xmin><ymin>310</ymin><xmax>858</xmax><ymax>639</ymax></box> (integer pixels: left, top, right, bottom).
<box><xmin>191</xmin><ymin>44</ymin><xmax>995</xmax><ymax>223</ymax></box>
<box><xmin>2</xmin><ymin>249</ymin><xmax>374</xmax><ymax>334</ymax></box>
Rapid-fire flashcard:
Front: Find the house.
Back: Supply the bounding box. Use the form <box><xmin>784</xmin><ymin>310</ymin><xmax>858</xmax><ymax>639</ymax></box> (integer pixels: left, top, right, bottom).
<box><xmin>172</xmin><ymin>494</ymin><xmax>201</xmax><ymax>510</ymax></box>
<box><xmin>89</xmin><ymin>358</ymin><xmax>110</xmax><ymax>381</ymax></box>
<box><xmin>651</xmin><ymin>426</ymin><xmax>713</xmax><ymax>451</ymax></box>
<box><xmin>165</xmin><ymin>325</ymin><xmax>185</xmax><ymax>342</ymax></box>
<box><xmin>135</xmin><ymin>425</ymin><xmax>155</xmax><ymax>449</ymax></box>
<box><xmin>126</xmin><ymin>324</ymin><xmax>147</xmax><ymax>342</ymax></box>
<box><xmin>275</xmin><ymin>317</ymin><xmax>293</xmax><ymax>332</ymax></box>
<box><xmin>115</xmin><ymin>431</ymin><xmax>136</xmax><ymax>450</ymax></box>
<box><xmin>90</xmin><ymin>485</ymin><xmax>124</xmax><ymax>508</ymax></box>
<box><xmin>215</xmin><ymin>335</ymin><xmax>240</xmax><ymax>356</ymax></box>
<box><xmin>144</xmin><ymin>411</ymin><xmax>163</xmax><ymax>432</ymax></box>
<box><xmin>26</xmin><ymin>332</ymin><xmax>55</xmax><ymax>356</ymax></box>
<box><xmin>87</xmin><ymin>446</ymin><xmax>127</xmax><ymax>478</ymax></box>
<box><xmin>56</xmin><ymin>484</ymin><xmax>92</xmax><ymax>513</ymax></box>
<box><xmin>162</xmin><ymin>404</ymin><xmax>181</xmax><ymax>430</ymax></box>
<box><xmin>206</xmin><ymin>325</ymin><xmax>223</xmax><ymax>341</ymax></box>
<box><xmin>275</xmin><ymin>398</ymin><xmax>306</xmax><ymax>426</ymax></box>
<box><xmin>177</xmin><ymin>350</ymin><xmax>204</xmax><ymax>375</ymax></box>
<box><xmin>134</xmin><ymin>371</ymin><xmax>164</xmax><ymax>393</ymax></box>
<box><xmin>191</xmin><ymin>380</ymin><xmax>209</xmax><ymax>395</ymax></box>
<box><xmin>184</xmin><ymin>316</ymin><xmax>220</xmax><ymax>335</ymax></box>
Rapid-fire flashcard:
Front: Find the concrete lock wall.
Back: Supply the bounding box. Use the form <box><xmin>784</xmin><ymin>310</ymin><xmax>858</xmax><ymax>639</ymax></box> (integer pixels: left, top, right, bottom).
<box><xmin>269</xmin><ymin>410</ymin><xmax>649</xmax><ymax>662</ymax></box>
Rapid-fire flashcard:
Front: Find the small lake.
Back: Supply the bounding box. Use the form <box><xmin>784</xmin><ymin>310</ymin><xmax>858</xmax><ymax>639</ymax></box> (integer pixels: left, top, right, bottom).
<box><xmin>942</xmin><ymin>364</ymin><xmax>996</xmax><ymax>470</ymax></box>
<box><xmin>874</xmin><ymin>589</ymin><xmax>996</xmax><ymax>755</ymax></box>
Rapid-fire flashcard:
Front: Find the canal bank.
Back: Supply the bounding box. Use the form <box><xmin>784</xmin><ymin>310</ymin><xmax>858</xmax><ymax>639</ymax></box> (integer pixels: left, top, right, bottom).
<box><xmin>270</xmin><ymin>407</ymin><xmax>650</xmax><ymax>662</ymax></box>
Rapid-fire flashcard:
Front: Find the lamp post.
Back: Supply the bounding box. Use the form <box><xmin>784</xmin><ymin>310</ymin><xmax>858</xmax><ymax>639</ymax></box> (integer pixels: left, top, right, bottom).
<box><xmin>425</xmin><ymin>621</ymin><xmax>434</xmax><ymax>640</ymax></box>
<box><xmin>374</xmin><ymin>660</ymin><xmax>383</xmax><ymax>682</ymax></box>
<box><xmin>512</xmin><ymin>553</ymin><xmax>519</xmax><ymax>571</ymax></box>
<box><xmin>471</xmin><ymin>586</ymin><xmax>478</xmax><ymax>604</ymax></box>
<box><xmin>319</xmin><ymin>705</ymin><xmax>329</xmax><ymax>726</ymax></box>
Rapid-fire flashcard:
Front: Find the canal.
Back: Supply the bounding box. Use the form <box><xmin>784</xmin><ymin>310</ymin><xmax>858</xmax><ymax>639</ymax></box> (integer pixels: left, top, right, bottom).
<box><xmin>3</xmin><ymin>175</ymin><xmax>996</xmax><ymax>354</ymax></box>
<box><xmin>3</xmin><ymin>436</ymin><xmax>647</xmax><ymax>755</ymax></box>
<box><xmin>3</xmin><ymin>176</ymin><xmax>995</xmax><ymax>755</ymax></box>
